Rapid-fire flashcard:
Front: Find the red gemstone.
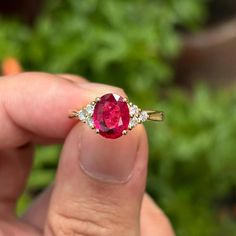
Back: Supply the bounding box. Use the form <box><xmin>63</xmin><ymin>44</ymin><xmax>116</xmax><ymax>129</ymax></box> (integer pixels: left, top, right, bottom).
<box><xmin>93</xmin><ymin>93</ymin><xmax>130</xmax><ymax>139</ymax></box>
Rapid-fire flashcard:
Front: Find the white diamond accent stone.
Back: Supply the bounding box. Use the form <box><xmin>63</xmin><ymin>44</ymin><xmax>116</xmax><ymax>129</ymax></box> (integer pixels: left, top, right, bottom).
<box><xmin>86</xmin><ymin>117</ymin><xmax>94</xmax><ymax>128</ymax></box>
<box><xmin>86</xmin><ymin>104</ymin><xmax>94</xmax><ymax>116</ymax></box>
<box><xmin>139</xmin><ymin>111</ymin><xmax>149</xmax><ymax>122</ymax></box>
<box><xmin>78</xmin><ymin>110</ymin><xmax>87</xmax><ymax>121</ymax></box>
<box><xmin>129</xmin><ymin>116</ymin><xmax>139</xmax><ymax>129</ymax></box>
<box><xmin>129</xmin><ymin>105</ymin><xmax>139</xmax><ymax>116</ymax></box>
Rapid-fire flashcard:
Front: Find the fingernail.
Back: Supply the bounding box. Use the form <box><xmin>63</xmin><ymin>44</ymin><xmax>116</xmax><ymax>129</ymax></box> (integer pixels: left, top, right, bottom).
<box><xmin>79</xmin><ymin>126</ymin><xmax>139</xmax><ymax>184</ymax></box>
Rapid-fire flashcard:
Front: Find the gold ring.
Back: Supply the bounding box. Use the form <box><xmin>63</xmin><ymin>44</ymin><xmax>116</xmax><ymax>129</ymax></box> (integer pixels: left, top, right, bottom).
<box><xmin>69</xmin><ymin>93</ymin><xmax>164</xmax><ymax>139</ymax></box>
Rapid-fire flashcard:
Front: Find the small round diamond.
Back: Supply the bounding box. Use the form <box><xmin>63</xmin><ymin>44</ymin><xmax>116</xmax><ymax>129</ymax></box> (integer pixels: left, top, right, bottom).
<box><xmin>129</xmin><ymin>116</ymin><xmax>139</xmax><ymax>129</ymax></box>
<box><xmin>86</xmin><ymin>104</ymin><xmax>94</xmax><ymax>116</ymax></box>
<box><xmin>129</xmin><ymin>105</ymin><xmax>139</xmax><ymax>117</ymax></box>
<box><xmin>78</xmin><ymin>110</ymin><xmax>87</xmax><ymax>121</ymax></box>
<box><xmin>139</xmin><ymin>111</ymin><xmax>149</xmax><ymax>122</ymax></box>
<box><xmin>86</xmin><ymin>117</ymin><xmax>94</xmax><ymax>128</ymax></box>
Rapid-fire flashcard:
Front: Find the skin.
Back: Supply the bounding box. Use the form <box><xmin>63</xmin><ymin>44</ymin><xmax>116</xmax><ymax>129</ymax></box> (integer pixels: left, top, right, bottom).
<box><xmin>0</xmin><ymin>72</ymin><xmax>175</xmax><ymax>236</ymax></box>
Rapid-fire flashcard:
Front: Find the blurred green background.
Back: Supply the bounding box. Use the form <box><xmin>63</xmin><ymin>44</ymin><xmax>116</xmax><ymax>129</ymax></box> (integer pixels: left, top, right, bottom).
<box><xmin>1</xmin><ymin>0</ymin><xmax>236</xmax><ymax>235</ymax></box>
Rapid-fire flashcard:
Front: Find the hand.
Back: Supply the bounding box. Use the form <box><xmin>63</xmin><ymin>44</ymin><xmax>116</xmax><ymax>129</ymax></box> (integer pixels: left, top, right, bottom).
<box><xmin>0</xmin><ymin>73</ymin><xmax>174</xmax><ymax>236</ymax></box>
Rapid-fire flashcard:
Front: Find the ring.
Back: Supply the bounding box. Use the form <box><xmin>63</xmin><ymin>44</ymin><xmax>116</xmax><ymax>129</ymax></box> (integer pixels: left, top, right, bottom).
<box><xmin>69</xmin><ymin>93</ymin><xmax>164</xmax><ymax>139</ymax></box>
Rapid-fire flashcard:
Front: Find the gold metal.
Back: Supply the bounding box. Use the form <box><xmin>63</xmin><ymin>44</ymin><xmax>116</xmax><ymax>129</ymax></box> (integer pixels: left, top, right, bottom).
<box><xmin>122</xmin><ymin>130</ymin><xmax>128</xmax><ymax>135</ymax></box>
<box><xmin>145</xmin><ymin>111</ymin><xmax>164</xmax><ymax>121</ymax></box>
<box><xmin>68</xmin><ymin>110</ymin><xmax>79</xmax><ymax>119</ymax></box>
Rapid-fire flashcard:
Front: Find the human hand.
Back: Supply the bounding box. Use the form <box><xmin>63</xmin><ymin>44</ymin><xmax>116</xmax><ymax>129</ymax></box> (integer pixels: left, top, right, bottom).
<box><xmin>0</xmin><ymin>73</ymin><xmax>174</xmax><ymax>236</ymax></box>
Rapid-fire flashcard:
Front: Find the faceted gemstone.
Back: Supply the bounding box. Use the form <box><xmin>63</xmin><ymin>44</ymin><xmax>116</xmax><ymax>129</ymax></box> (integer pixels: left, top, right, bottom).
<box><xmin>129</xmin><ymin>104</ymin><xmax>139</xmax><ymax>117</ymax></box>
<box><xmin>78</xmin><ymin>109</ymin><xmax>87</xmax><ymax>121</ymax></box>
<box><xmin>93</xmin><ymin>93</ymin><xmax>130</xmax><ymax>139</ymax></box>
<box><xmin>86</xmin><ymin>104</ymin><xmax>94</xmax><ymax>116</ymax></box>
<box><xmin>129</xmin><ymin>116</ymin><xmax>139</xmax><ymax>129</ymax></box>
<box><xmin>86</xmin><ymin>117</ymin><xmax>94</xmax><ymax>129</ymax></box>
<box><xmin>139</xmin><ymin>111</ymin><xmax>149</xmax><ymax>122</ymax></box>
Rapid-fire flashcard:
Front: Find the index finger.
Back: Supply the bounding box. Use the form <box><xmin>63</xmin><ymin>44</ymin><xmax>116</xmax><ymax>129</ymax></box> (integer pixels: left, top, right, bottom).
<box><xmin>0</xmin><ymin>72</ymin><xmax>124</xmax><ymax>149</ymax></box>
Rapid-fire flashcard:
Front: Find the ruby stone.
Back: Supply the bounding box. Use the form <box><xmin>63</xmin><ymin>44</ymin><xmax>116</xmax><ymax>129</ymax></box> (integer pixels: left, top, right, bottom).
<box><xmin>93</xmin><ymin>93</ymin><xmax>130</xmax><ymax>139</ymax></box>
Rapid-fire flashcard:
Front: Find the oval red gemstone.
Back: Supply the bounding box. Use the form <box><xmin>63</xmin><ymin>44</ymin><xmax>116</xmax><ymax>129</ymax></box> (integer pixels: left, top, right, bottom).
<box><xmin>93</xmin><ymin>93</ymin><xmax>130</xmax><ymax>139</ymax></box>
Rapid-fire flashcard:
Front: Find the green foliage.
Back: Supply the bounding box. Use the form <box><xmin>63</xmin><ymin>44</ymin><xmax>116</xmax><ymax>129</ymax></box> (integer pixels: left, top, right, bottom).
<box><xmin>16</xmin><ymin>145</ymin><xmax>60</xmax><ymax>215</ymax></box>
<box><xmin>3</xmin><ymin>0</ymin><xmax>236</xmax><ymax>235</ymax></box>
<box><xmin>1</xmin><ymin>0</ymin><xmax>207</xmax><ymax>99</ymax></box>
<box><xmin>147</xmin><ymin>86</ymin><xmax>236</xmax><ymax>235</ymax></box>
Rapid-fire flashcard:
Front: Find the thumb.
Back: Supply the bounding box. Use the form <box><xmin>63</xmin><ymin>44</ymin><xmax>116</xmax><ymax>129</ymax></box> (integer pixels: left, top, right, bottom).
<box><xmin>45</xmin><ymin>117</ymin><xmax>148</xmax><ymax>235</ymax></box>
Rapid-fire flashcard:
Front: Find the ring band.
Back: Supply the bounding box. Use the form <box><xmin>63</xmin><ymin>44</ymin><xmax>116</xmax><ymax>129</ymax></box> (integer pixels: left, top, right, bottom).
<box><xmin>69</xmin><ymin>93</ymin><xmax>164</xmax><ymax>139</ymax></box>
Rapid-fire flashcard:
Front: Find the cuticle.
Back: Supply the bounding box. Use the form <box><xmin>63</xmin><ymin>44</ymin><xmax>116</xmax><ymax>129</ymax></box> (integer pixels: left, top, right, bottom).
<box><xmin>79</xmin><ymin>160</ymin><xmax>135</xmax><ymax>185</ymax></box>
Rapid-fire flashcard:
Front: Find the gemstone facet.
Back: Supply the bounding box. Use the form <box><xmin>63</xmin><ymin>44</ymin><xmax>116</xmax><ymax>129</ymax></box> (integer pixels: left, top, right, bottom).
<box><xmin>93</xmin><ymin>93</ymin><xmax>130</xmax><ymax>139</ymax></box>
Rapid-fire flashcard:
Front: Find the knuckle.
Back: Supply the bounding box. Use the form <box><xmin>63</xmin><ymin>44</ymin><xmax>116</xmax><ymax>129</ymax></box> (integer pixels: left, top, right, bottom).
<box><xmin>47</xmin><ymin>213</ymin><xmax>106</xmax><ymax>236</ymax></box>
<box><xmin>46</xmin><ymin>200</ymin><xmax>122</xmax><ymax>236</ymax></box>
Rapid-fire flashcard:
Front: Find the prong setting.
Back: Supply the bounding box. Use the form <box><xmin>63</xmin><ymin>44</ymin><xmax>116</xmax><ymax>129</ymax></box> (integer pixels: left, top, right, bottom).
<box><xmin>123</xmin><ymin>97</ymin><xmax>128</xmax><ymax>103</ymax></box>
<box><xmin>122</xmin><ymin>130</ymin><xmax>128</xmax><ymax>135</ymax></box>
